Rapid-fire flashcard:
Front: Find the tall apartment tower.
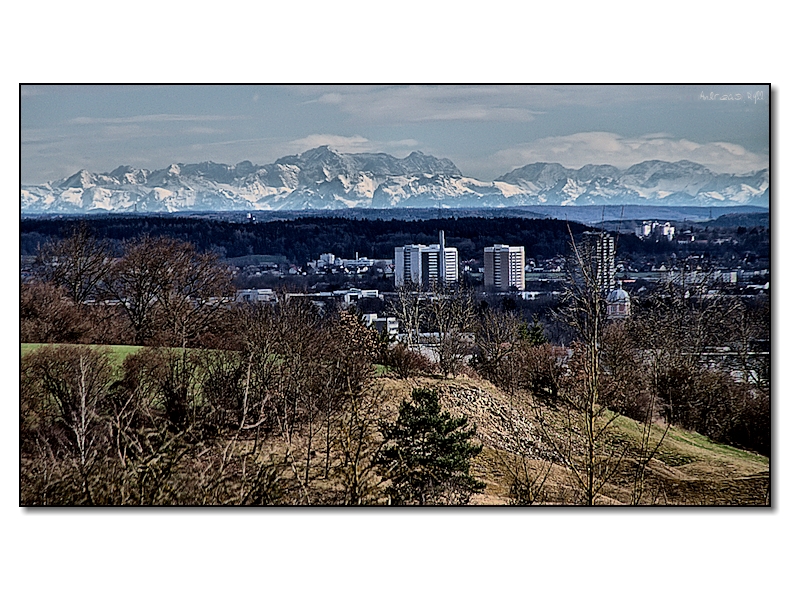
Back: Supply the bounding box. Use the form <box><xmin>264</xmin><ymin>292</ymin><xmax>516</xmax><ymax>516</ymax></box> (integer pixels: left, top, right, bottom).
<box><xmin>395</xmin><ymin>231</ymin><xmax>459</xmax><ymax>288</ymax></box>
<box><xmin>582</xmin><ymin>231</ymin><xmax>616</xmax><ymax>294</ymax></box>
<box><xmin>439</xmin><ymin>230</ymin><xmax>447</xmax><ymax>283</ymax></box>
<box><xmin>484</xmin><ymin>244</ymin><xmax>525</xmax><ymax>291</ymax></box>
<box><xmin>394</xmin><ymin>244</ymin><xmax>426</xmax><ymax>286</ymax></box>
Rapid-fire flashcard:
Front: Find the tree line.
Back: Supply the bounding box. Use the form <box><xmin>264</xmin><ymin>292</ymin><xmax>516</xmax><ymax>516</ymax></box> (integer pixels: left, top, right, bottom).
<box><xmin>22</xmin><ymin>215</ymin><xmax>663</xmax><ymax>263</ymax></box>
<box><xmin>23</xmin><ymin>226</ymin><xmax>235</xmax><ymax>348</ymax></box>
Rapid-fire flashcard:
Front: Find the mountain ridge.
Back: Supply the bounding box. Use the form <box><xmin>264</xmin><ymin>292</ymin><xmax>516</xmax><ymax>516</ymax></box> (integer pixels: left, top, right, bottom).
<box><xmin>21</xmin><ymin>146</ymin><xmax>769</xmax><ymax>213</ymax></box>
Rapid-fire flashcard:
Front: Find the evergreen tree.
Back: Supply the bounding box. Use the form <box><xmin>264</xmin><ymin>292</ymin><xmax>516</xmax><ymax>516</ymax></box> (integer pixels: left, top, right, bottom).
<box><xmin>519</xmin><ymin>318</ymin><xmax>548</xmax><ymax>346</ymax></box>
<box><xmin>376</xmin><ymin>388</ymin><xmax>485</xmax><ymax>505</ymax></box>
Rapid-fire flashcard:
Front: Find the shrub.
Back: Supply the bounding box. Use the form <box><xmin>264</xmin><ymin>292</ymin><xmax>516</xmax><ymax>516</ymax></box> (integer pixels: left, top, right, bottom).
<box><xmin>385</xmin><ymin>344</ymin><xmax>435</xmax><ymax>379</ymax></box>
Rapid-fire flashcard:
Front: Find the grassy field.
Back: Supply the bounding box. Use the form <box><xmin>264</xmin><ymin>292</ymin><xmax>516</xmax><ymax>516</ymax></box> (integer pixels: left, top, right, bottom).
<box><xmin>606</xmin><ymin>409</ymin><xmax>769</xmax><ymax>468</ymax></box>
<box><xmin>21</xmin><ymin>343</ymin><xmax>144</xmax><ymax>366</ymax></box>
<box><xmin>22</xmin><ymin>343</ymin><xmax>394</xmax><ymax>378</ymax></box>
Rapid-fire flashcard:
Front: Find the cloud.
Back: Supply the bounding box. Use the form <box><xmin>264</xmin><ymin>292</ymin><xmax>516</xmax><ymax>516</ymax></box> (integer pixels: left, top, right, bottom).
<box><xmin>387</xmin><ymin>138</ymin><xmax>419</xmax><ymax>148</ymax></box>
<box><xmin>286</xmin><ymin>134</ymin><xmax>421</xmax><ymax>155</ymax></box>
<box><xmin>317</xmin><ymin>92</ymin><xmax>343</xmax><ymax>104</ymax></box>
<box><xmin>21</xmin><ymin>86</ymin><xmax>47</xmax><ymax>98</ymax></box>
<box><xmin>640</xmin><ymin>132</ymin><xmax>674</xmax><ymax>140</ymax></box>
<box><xmin>489</xmin><ymin>132</ymin><xmax>767</xmax><ymax>175</ymax></box>
<box><xmin>67</xmin><ymin>114</ymin><xmax>241</xmax><ymax>125</ymax></box>
<box><xmin>296</xmin><ymin>85</ymin><xmax>541</xmax><ymax>123</ymax></box>
<box><xmin>291</xmin><ymin>85</ymin><xmax>730</xmax><ymax>125</ymax></box>
<box><xmin>287</xmin><ymin>134</ymin><xmax>371</xmax><ymax>153</ymax></box>
<box><xmin>185</xmin><ymin>126</ymin><xmax>223</xmax><ymax>135</ymax></box>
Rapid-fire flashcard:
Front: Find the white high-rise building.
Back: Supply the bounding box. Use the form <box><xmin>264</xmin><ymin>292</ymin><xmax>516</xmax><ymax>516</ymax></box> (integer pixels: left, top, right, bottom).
<box><xmin>394</xmin><ymin>231</ymin><xmax>459</xmax><ymax>288</ymax></box>
<box><xmin>583</xmin><ymin>231</ymin><xmax>616</xmax><ymax>294</ymax></box>
<box><xmin>395</xmin><ymin>244</ymin><xmax>427</xmax><ymax>286</ymax></box>
<box><xmin>484</xmin><ymin>244</ymin><xmax>525</xmax><ymax>291</ymax></box>
<box><xmin>637</xmin><ymin>221</ymin><xmax>675</xmax><ymax>241</ymax></box>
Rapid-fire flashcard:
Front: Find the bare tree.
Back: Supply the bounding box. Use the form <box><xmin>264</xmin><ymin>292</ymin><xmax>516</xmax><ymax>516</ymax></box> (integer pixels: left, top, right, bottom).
<box><xmin>21</xmin><ymin>345</ymin><xmax>114</xmax><ymax>504</ymax></box>
<box><xmin>537</xmin><ymin>230</ymin><xmax>626</xmax><ymax>505</ymax></box>
<box><xmin>333</xmin><ymin>383</ymin><xmax>387</xmax><ymax>505</ymax></box>
<box><xmin>472</xmin><ymin>307</ymin><xmax>521</xmax><ymax>388</ymax></box>
<box><xmin>727</xmin><ymin>297</ymin><xmax>770</xmax><ymax>394</ymax></box>
<box><xmin>502</xmin><ymin>447</ymin><xmax>554</xmax><ymax>505</ymax></box>
<box><xmin>21</xmin><ymin>281</ymin><xmax>91</xmax><ymax>343</ymax></box>
<box><xmin>425</xmin><ymin>283</ymin><xmax>476</xmax><ymax>378</ymax></box>
<box><xmin>532</xmin><ymin>230</ymin><xmax>678</xmax><ymax>504</ymax></box>
<box><xmin>34</xmin><ymin>223</ymin><xmax>111</xmax><ymax>305</ymax></box>
<box><xmin>155</xmin><ymin>244</ymin><xmax>234</xmax><ymax>347</ymax></box>
<box><xmin>105</xmin><ymin>236</ymin><xmax>233</xmax><ymax>346</ymax></box>
<box><xmin>389</xmin><ymin>281</ymin><xmax>426</xmax><ymax>350</ymax></box>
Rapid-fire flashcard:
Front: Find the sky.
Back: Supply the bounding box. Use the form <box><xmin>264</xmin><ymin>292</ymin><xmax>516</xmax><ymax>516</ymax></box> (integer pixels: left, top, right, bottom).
<box><xmin>21</xmin><ymin>84</ymin><xmax>769</xmax><ymax>185</ymax></box>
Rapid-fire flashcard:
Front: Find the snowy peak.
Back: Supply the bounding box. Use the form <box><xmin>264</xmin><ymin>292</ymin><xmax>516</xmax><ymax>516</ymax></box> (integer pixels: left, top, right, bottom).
<box><xmin>22</xmin><ymin>152</ymin><xmax>769</xmax><ymax>213</ymax></box>
<box><xmin>495</xmin><ymin>160</ymin><xmax>767</xmax><ymax>207</ymax></box>
<box><xmin>401</xmin><ymin>151</ymin><xmax>461</xmax><ymax>176</ymax></box>
<box><xmin>59</xmin><ymin>169</ymin><xmax>97</xmax><ymax>189</ymax></box>
<box><xmin>273</xmin><ymin>146</ymin><xmax>462</xmax><ymax>182</ymax></box>
<box><xmin>621</xmin><ymin>160</ymin><xmax>713</xmax><ymax>185</ymax></box>
<box><xmin>109</xmin><ymin>165</ymin><xmax>149</xmax><ymax>185</ymax></box>
<box><xmin>496</xmin><ymin>162</ymin><xmax>572</xmax><ymax>187</ymax></box>
<box><xmin>576</xmin><ymin>164</ymin><xmax>620</xmax><ymax>183</ymax></box>
<box><xmin>276</xmin><ymin>146</ymin><xmax>360</xmax><ymax>185</ymax></box>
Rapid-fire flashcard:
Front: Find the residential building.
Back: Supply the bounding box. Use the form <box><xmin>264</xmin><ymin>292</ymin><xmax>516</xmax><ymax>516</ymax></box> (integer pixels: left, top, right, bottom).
<box><xmin>583</xmin><ymin>231</ymin><xmax>616</xmax><ymax>294</ymax></box>
<box><xmin>362</xmin><ymin>313</ymin><xmax>399</xmax><ymax>336</ymax></box>
<box><xmin>285</xmin><ymin>288</ymin><xmax>381</xmax><ymax>309</ymax></box>
<box><xmin>235</xmin><ymin>288</ymin><xmax>277</xmax><ymax>303</ymax></box>
<box><xmin>484</xmin><ymin>244</ymin><xmax>525</xmax><ymax>291</ymax></box>
<box><xmin>318</xmin><ymin>253</ymin><xmax>336</xmax><ymax>267</ymax></box>
<box><xmin>637</xmin><ymin>221</ymin><xmax>675</xmax><ymax>241</ymax></box>
<box><xmin>395</xmin><ymin>231</ymin><xmax>459</xmax><ymax>288</ymax></box>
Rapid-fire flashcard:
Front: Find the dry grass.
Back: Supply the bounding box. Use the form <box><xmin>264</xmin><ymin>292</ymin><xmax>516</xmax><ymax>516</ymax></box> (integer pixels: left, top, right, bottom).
<box><xmin>375</xmin><ymin>372</ymin><xmax>769</xmax><ymax>506</ymax></box>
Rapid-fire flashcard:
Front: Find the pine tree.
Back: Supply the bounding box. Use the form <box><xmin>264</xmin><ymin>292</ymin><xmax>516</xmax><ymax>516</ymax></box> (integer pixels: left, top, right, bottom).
<box><xmin>376</xmin><ymin>388</ymin><xmax>485</xmax><ymax>505</ymax></box>
<box><xmin>519</xmin><ymin>318</ymin><xmax>548</xmax><ymax>346</ymax></box>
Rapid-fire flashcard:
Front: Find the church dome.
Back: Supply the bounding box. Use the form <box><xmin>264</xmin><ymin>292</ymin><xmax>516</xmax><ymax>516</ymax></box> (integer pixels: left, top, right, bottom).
<box><xmin>606</xmin><ymin>287</ymin><xmax>630</xmax><ymax>304</ymax></box>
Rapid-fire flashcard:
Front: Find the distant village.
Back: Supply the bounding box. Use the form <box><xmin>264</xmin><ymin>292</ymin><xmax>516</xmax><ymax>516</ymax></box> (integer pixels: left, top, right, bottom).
<box><xmin>229</xmin><ymin>220</ymin><xmax>769</xmax><ymax>342</ymax></box>
<box><xmin>19</xmin><ymin>211</ymin><xmax>769</xmax><ymax>360</ymax></box>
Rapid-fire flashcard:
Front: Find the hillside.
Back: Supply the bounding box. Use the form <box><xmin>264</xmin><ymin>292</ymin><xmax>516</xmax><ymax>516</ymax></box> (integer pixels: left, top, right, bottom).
<box><xmin>20</xmin><ymin>343</ymin><xmax>769</xmax><ymax>506</ymax></box>
<box><xmin>384</xmin><ymin>374</ymin><xmax>769</xmax><ymax>505</ymax></box>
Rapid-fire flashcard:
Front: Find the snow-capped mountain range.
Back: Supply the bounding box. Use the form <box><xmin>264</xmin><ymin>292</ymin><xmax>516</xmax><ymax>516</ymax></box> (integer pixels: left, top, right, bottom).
<box><xmin>21</xmin><ymin>146</ymin><xmax>769</xmax><ymax>213</ymax></box>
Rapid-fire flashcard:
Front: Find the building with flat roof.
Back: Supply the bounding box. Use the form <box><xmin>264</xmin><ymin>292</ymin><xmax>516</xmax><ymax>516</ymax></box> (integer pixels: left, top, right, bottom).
<box><xmin>362</xmin><ymin>313</ymin><xmax>399</xmax><ymax>336</ymax></box>
<box><xmin>484</xmin><ymin>244</ymin><xmax>525</xmax><ymax>291</ymax></box>
<box><xmin>637</xmin><ymin>221</ymin><xmax>675</xmax><ymax>241</ymax></box>
<box><xmin>582</xmin><ymin>231</ymin><xmax>616</xmax><ymax>294</ymax></box>
<box><xmin>395</xmin><ymin>231</ymin><xmax>459</xmax><ymax>288</ymax></box>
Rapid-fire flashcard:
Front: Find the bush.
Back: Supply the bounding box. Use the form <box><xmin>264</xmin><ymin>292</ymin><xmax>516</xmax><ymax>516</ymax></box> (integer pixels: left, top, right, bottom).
<box><xmin>384</xmin><ymin>344</ymin><xmax>435</xmax><ymax>379</ymax></box>
<box><xmin>21</xmin><ymin>281</ymin><xmax>92</xmax><ymax>344</ymax></box>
